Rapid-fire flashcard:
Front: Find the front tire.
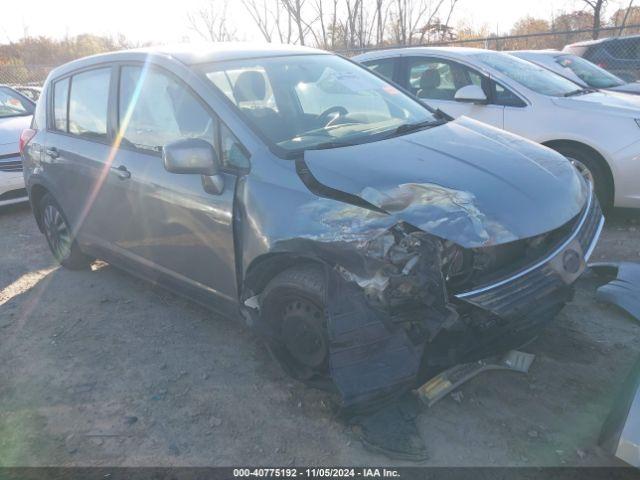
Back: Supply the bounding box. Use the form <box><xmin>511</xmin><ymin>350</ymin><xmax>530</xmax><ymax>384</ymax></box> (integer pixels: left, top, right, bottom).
<box><xmin>260</xmin><ymin>264</ymin><xmax>330</xmax><ymax>382</ymax></box>
<box><xmin>40</xmin><ymin>193</ymin><xmax>91</xmax><ymax>270</ymax></box>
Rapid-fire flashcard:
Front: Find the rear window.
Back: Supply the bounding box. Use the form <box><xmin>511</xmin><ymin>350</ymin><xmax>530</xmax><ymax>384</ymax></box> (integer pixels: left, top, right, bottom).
<box><xmin>68</xmin><ymin>68</ymin><xmax>111</xmax><ymax>139</ymax></box>
<box><xmin>0</xmin><ymin>86</ymin><xmax>33</xmax><ymax>119</ymax></box>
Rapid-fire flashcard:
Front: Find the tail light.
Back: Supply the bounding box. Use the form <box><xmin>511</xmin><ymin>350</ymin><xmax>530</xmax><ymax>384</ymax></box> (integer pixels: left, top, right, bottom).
<box><xmin>19</xmin><ymin>128</ymin><xmax>36</xmax><ymax>154</ymax></box>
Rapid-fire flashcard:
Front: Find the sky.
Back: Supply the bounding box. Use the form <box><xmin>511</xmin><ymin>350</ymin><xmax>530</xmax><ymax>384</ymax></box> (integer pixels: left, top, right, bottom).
<box><xmin>0</xmin><ymin>0</ymin><xmax>632</xmax><ymax>45</ymax></box>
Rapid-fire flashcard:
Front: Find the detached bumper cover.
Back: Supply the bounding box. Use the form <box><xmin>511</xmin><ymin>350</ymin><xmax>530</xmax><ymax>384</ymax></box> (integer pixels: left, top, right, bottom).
<box><xmin>456</xmin><ymin>189</ymin><xmax>604</xmax><ymax>317</ymax></box>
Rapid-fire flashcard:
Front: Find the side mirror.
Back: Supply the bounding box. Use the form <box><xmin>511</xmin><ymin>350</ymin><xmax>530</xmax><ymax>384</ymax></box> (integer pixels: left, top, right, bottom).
<box><xmin>162</xmin><ymin>138</ymin><xmax>220</xmax><ymax>176</ymax></box>
<box><xmin>454</xmin><ymin>85</ymin><xmax>488</xmax><ymax>104</ymax></box>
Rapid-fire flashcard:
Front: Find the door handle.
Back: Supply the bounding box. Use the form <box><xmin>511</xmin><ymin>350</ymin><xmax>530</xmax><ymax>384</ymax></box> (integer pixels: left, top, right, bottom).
<box><xmin>45</xmin><ymin>147</ymin><xmax>59</xmax><ymax>159</ymax></box>
<box><xmin>111</xmin><ymin>165</ymin><xmax>131</xmax><ymax>180</ymax></box>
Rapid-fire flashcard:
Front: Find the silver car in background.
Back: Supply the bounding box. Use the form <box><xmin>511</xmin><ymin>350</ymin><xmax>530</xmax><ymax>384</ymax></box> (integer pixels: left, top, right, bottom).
<box><xmin>511</xmin><ymin>50</ymin><xmax>640</xmax><ymax>96</ymax></box>
<box><xmin>0</xmin><ymin>85</ymin><xmax>34</xmax><ymax>207</ymax></box>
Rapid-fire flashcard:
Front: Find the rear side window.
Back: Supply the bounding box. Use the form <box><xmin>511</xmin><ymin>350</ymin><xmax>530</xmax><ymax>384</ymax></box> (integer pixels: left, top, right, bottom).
<box><xmin>363</xmin><ymin>58</ymin><xmax>396</xmax><ymax>82</ymax></box>
<box><xmin>68</xmin><ymin>68</ymin><xmax>111</xmax><ymax>139</ymax></box>
<box><xmin>119</xmin><ymin>66</ymin><xmax>215</xmax><ymax>153</ymax></box>
<box><xmin>53</xmin><ymin>78</ymin><xmax>69</xmax><ymax>131</ymax></box>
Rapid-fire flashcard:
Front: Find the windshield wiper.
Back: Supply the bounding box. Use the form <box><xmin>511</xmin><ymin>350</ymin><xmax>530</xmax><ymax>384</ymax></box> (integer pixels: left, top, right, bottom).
<box><xmin>393</xmin><ymin>119</ymin><xmax>446</xmax><ymax>135</ymax></box>
<box><xmin>564</xmin><ymin>88</ymin><xmax>598</xmax><ymax>97</ymax></box>
<box><xmin>305</xmin><ymin>139</ymin><xmax>362</xmax><ymax>151</ymax></box>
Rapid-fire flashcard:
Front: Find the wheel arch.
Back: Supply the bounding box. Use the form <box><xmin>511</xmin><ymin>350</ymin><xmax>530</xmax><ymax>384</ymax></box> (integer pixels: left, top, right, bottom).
<box><xmin>28</xmin><ymin>182</ymin><xmax>51</xmax><ymax>232</ymax></box>
<box><xmin>542</xmin><ymin>139</ymin><xmax>615</xmax><ymax>203</ymax></box>
<box><xmin>241</xmin><ymin>252</ymin><xmax>328</xmax><ymax>300</ymax></box>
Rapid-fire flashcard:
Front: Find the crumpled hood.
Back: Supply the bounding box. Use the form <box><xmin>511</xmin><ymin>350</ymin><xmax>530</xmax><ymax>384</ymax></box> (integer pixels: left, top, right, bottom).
<box><xmin>0</xmin><ymin>115</ymin><xmax>31</xmax><ymax>147</ymax></box>
<box><xmin>551</xmin><ymin>90</ymin><xmax>640</xmax><ymax>117</ymax></box>
<box><xmin>301</xmin><ymin>117</ymin><xmax>587</xmax><ymax>248</ymax></box>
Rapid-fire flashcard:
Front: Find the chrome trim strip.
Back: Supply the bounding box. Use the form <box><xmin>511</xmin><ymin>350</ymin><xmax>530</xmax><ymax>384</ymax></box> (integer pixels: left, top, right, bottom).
<box><xmin>456</xmin><ymin>187</ymin><xmax>594</xmax><ymax>299</ymax></box>
<box><xmin>585</xmin><ymin>215</ymin><xmax>605</xmax><ymax>262</ymax></box>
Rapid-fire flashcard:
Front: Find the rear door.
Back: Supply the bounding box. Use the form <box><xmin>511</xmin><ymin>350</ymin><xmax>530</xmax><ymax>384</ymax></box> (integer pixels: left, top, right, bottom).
<box><xmin>399</xmin><ymin>56</ymin><xmax>504</xmax><ymax>128</ymax></box>
<box><xmin>44</xmin><ymin>66</ymin><xmax>115</xmax><ymax>241</ymax></box>
<box><xmin>98</xmin><ymin>64</ymin><xmax>248</xmax><ymax>303</ymax></box>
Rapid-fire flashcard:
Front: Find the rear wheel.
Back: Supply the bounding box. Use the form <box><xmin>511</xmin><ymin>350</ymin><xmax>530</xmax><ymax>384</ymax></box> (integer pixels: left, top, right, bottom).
<box><xmin>260</xmin><ymin>264</ymin><xmax>329</xmax><ymax>381</ymax></box>
<box><xmin>551</xmin><ymin>144</ymin><xmax>612</xmax><ymax>209</ymax></box>
<box><xmin>40</xmin><ymin>193</ymin><xmax>91</xmax><ymax>270</ymax></box>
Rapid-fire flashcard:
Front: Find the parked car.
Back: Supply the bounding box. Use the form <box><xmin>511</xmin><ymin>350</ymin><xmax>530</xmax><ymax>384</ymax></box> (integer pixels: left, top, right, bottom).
<box><xmin>511</xmin><ymin>50</ymin><xmax>640</xmax><ymax>95</ymax></box>
<box><xmin>21</xmin><ymin>44</ymin><xmax>603</xmax><ymax>409</ymax></box>
<box><xmin>0</xmin><ymin>85</ymin><xmax>34</xmax><ymax>207</ymax></box>
<box><xmin>563</xmin><ymin>35</ymin><xmax>640</xmax><ymax>82</ymax></box>
<box><xmin>355</xmin><ymin>47</ymin><xmax>640</xmax><ymax>210</ymax></box>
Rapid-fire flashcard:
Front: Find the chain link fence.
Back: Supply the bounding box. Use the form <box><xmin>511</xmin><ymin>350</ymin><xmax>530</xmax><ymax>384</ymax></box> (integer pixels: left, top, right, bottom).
<box><xmin>0</xmin><ymin>64</ymin><xmax>54</xmax><ymax>87</ymax></box>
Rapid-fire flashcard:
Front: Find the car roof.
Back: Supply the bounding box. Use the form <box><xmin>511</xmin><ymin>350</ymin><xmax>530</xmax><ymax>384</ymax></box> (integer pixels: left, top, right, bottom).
<box><xmin>48</xmin><ymin>42</ymin><xmax>329</xmax><ymax>78</ymax></box>
<box><xmin>353</xmin><ymin>46</ymin><xmax>502</xmax><ymax>62</ymax></box>
<box><xmin>566</xmin><ymin>34</ymin><xmax>640</xmax><ymax>47</ymax></box>
<box><xmin>510</xmin><ymin>50</ymin><xmax>562</xmax><ymax>57</ymax></box>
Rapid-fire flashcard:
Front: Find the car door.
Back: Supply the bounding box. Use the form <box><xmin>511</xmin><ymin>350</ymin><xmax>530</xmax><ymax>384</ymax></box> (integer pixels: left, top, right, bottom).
<box><xmin>44</xmin><ymin>67</ymin><xmax>116</xmax><ymax>240</ymax></box>
<box><xmin>98</xmin><ymin>64</ymin><xmax>248</xmax><ymax>303</ymax></box>
<box><xmin>400</xmin><ymin>56</ymin><xmax>504</xmax><ymax>128</ymax></box>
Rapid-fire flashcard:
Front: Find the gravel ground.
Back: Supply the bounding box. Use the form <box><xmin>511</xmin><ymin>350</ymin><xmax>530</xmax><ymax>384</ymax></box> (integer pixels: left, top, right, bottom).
<box><xmin>0</xmin><ymin>203</ymin><xmax>639</xmax><ymax>467</ymax></box>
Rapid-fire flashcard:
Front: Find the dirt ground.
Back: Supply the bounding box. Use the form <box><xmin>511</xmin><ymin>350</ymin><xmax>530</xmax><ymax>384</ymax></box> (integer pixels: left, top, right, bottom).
<box><xmin>0</xmin><ymin>202</ymin><xmax>639</xmax><ymax>467</ymax></box>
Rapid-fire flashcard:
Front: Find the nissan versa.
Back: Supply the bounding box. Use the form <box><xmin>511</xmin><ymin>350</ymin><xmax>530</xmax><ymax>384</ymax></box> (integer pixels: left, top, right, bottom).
<box><xmin>21</xmin><ymin>44</ymin><xmax>604</xmax><ymax>409</ymax></box>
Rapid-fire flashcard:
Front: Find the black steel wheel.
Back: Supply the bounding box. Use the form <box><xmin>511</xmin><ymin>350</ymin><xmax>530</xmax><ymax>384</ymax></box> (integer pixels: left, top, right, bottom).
<box><xmin>261</xmin><ymin>264</ymin><xmax>330</xmax><ymax>381</ymax></box>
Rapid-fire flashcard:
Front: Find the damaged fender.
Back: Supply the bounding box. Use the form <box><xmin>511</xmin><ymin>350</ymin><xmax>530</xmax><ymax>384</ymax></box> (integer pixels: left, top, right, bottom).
<box><xmin>235</xmin><ymin>117</ymin><xmax>592</xmax><ymax>410</ymax></box>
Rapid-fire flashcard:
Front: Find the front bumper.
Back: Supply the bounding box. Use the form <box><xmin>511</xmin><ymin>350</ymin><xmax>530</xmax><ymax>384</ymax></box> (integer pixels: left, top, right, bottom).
<box><xmin>455</xmin><ymin>188</ymin><xmax>604</xmax><ymax>318</ymax></box>
<box><xmin>0</xmin><ymin>154</ymin><xmax>27</xmax><ymax>206</ymax></box>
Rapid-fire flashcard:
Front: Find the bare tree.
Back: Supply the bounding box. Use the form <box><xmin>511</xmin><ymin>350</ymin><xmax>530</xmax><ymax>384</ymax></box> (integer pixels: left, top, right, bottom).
<box><xmin>281</xmin><ymin>0</ymin><xmax>309</xmax><ymax>45</ymax></box>
<box><xmin>391</xmin><ymin>0</ymin><xmax>448</xmax><ymax>46</ymax></box>
<box><xmin>579</xmin><ymin>0</ymin><xmax>608</xmax><ymax>38</ymax></box>
<box><xmin>187</xmin><ymin>0</ymin><xmax>237</xmax><ymax>42</ymax></box>
<box><xmin>241</xmin><ymin>0</ymin><xmax>295</xmax><ymax>43</ymax></box>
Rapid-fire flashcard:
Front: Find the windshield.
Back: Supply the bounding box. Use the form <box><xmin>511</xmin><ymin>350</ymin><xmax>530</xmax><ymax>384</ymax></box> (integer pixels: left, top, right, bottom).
<box><xmin>554</xmin><ymin>54</ymin><xmax>625</xmax><ymax>88</ymax></box>
<box><xmin>0</xmin><ymin>87</ymin><xmax>34</xmax><ymax>118</ymax></box>
<box><xmin>478</xmin><ymin>52</ymin><xmax>582</xmax><ymax>96</ymax></box>
<box><xmin>200</xmin><ymin>54</ymin><xmax>438</xmax><ymax>155</ymax></box>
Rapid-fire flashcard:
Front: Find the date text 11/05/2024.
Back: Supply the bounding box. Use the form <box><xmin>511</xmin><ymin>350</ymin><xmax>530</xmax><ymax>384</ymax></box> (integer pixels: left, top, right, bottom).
<box><xmin>233</xmin><ymin>468</ymin><xmax>401</xmax><ymax>478</ymax></box>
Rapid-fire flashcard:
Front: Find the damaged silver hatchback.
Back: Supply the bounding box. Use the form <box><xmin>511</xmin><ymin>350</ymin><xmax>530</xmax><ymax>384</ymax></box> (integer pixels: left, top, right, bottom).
<box><xmin>22</xmin><ymin>44</ymin><xmax>604</xmax><ymax>410</ymax></box>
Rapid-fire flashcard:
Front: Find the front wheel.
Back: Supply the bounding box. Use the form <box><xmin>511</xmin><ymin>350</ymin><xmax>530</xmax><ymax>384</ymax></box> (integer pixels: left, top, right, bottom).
<box><xmin>40</xmin><ymin>193</ymin><xmax>91</xmax><ymax>270</ymax></box>
<box><xmin>260</xmin><ymin>264</ymin><xmax>330</xmax><ymax>382</ymax></box>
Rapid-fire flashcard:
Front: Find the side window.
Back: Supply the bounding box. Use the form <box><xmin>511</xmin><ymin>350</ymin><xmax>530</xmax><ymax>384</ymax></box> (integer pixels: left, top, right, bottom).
<box><xmin>119</xmin><ymin>66</ymin><xmax>216</xmax><ymax>153</ymax></box>
<box><xmin>220</xmin><ymin>123</ymin><xmax>250</xmax><ymax>170</ymax></box>
<box><xmin>68</xmin><ymin>68</ymin><xmax>110</xmax><ymax>139</ymax></box>
<box><xmin>493</xmin><ymin>82</ymin><xmax>526</xmax><ymax>107</ymax></box>
<box><xmin>53</xmin><ymin>78</ymin><xmax>69</xmax><ymax>131</ymax></box>
<box><xmin>363</xmin><ymin>59</ymin><xmax>396</xmax><ymax>82</ymax></box>
<box><xmin>407</xmin><ymin>58</ymin><xmax>457</xmax><ymax>99</ymax></box>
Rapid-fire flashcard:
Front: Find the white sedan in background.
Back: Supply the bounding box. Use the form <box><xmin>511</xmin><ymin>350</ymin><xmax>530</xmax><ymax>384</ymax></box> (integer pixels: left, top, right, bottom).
<box><xmin>354</xmin><ymin>47</ymin><xmax>640</xmax><ymax>209</ymax></box>
<box><xmin>511</xmin><ymin>50</ymin><xmax>640</xmax><ymax>96</ymax></box>
<box><xmin>0</xmin><ymin>86</ymin><xmax>33</xmax><ymax>207</ymax></box>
